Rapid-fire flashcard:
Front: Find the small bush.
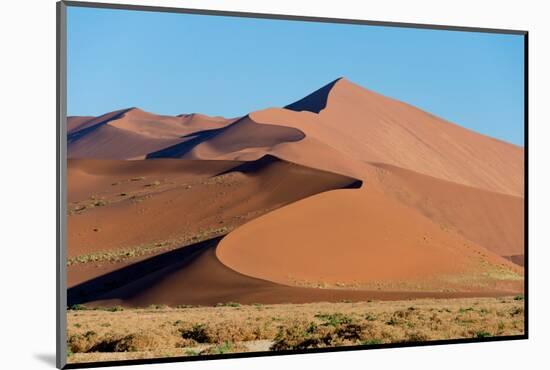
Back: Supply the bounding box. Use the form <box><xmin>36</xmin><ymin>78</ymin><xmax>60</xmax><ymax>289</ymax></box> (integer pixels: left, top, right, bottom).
<box><xmin>270</xmin><ymin>323</ymin><xmax>324</xmax><ymax>351</ymax></box>
<box><xmin>180</xmin><ymin>324</ymin><xmax>212</xmax><ymax>343</ymax></box>
<box><xmin>200</xmin><ymin>341</ymin><xmax>247</xmax><ymax>355</ymax></box>
<box><xmin>475</xmin><ymin>331</ymin><xmax>491</xmax><ymax>338</ymax></box>
<box><xmin>314</xmin><ymin>313</ymin><xmax>353</xmax><ymax>327</ymax></box>
<box><xmin>105</xmin><ymin>306</ymin><xmax>124</xmax><ymax>312</ymax></box>
<box><xmin>69</xmin><ymin>304</ymin><xmax>88</xmax><ymax>311</ymax></box>
<box><xmin>406</xmin><ymin>331</ymin><xmax>429</xmax><ymax>342</ymax></box>
<box><xmin>361</xmin><ymin>339</ymin><xmax>382</xmax><ymax>345</ymax></box>
<box><xmin>215</xmin><ymin>302</ymin><xmax>240</xmax><ymax>308</ymax></box>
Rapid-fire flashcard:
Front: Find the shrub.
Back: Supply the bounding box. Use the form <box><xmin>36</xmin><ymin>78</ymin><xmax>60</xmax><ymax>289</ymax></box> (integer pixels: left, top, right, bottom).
<box><xmin>180</xmin><ymin>324</ymin><xmax>212</xmax><ymax>343</ymax></box>
<box><xmin>475</xmin><ymin>331</ymin><xmax>491</xmax><ymax>338</ymax></box>
<box><xmin>215</xmin><ymin>302</ymin><xmax>240</xmax><ymax>308</ymax></box>
<box><xmin>105</xmin><ymin>306</ymin><xmax>124</xmax><ymax>312</ymax></box>
<box><xmin>270</xmin><ymin>322</ymin><xmax>324</xmax><ymax>351</ymax></box>
<box><xmin>199</xmin><ymin>341</ymin><xmax>247</xmax><ymax>355</ymax></box>
<box><xmin>314</xmin><ymin>313</ymin><xmax>353</xmax><ymax>327</ymax></box>
<box><xmin>406</xmin><ymin>331</ymin><xmax>429</xmax><ymax>342</ymax></box>
<box><xmin>361</xmin><ymin>339</ymin><xmax>382</xmax><ymax>345</ymax></box>
<box><xmin>69</xmin><ymin>304</ymin><xmax>88</xmax><ymax>311</ymax></box>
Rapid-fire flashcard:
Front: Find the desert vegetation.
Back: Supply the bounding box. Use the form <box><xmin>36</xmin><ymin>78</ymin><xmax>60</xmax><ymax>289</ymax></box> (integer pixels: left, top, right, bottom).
<box><xmin>67</xmin><ymin>296</ymin><xmax>524</xmax><ymax>364</ymax></box>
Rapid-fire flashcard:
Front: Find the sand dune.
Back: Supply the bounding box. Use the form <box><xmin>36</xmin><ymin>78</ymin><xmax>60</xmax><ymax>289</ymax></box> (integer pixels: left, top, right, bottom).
<box><xmin>68</xmin><ymin>108</ymin><xmax>234</xmax><ymax>159</ymax></box>
<box><xmin>368</xmin><ymin>162</ymin><xmax>524</xmax><ymax>260</ymax></box>
<box><xmin>217</xmin><ymin>186</ymin><xmax>523</xmax><ymax>291</ymax></box>
<box><xmin>67</xmin><ymin>156</ymin><xmax>361</xmax><ymax>259</ymax></box>
<box><xmin>146</xmin><ymin>115</ymin><xmax>305</xmax><ymax>160</ymax></box>
<box><xmin>68</xmin><ymin>78</ymin><xmax>524</xmax><ymax>196</ymax></box>
<box><xmin>69</xmin><ymin>237</ymin><xmax>520</xmax><ymax>308</ymax></box>
<box><xmin>261</xmin><ymin>78</ymin><xmax>523</xmax><ymax>196</ymax></box>
<box><xmin>66</xmin><ymin>77</ymin><xmax>525</xmax><ymax>306</ymax></box>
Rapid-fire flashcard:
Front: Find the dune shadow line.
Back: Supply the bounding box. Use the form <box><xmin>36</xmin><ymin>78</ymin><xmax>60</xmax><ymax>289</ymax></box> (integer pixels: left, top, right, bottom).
<box><xmin>67</xmin><ymin>237</ymin><xmax>222</xmax><ymax>306</ymax></box>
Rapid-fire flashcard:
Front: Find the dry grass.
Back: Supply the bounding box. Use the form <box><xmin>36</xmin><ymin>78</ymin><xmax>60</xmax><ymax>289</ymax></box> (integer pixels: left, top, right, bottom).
<box><xmin>66</xmin><ymin>226</ymin><xmax>231</xmax><ymax>266</ymax></box>
<box><xmin>67</xmin><ymin>296</ymin><xmax>524</xmax><ymax>364</ymax></box>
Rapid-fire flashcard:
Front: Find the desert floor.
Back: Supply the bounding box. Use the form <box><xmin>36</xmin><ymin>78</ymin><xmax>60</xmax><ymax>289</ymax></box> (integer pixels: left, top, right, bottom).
<box><xmin>67</xmin><ymin>296</ymin><xmax>524</xmax><ymax>364</ymax></box>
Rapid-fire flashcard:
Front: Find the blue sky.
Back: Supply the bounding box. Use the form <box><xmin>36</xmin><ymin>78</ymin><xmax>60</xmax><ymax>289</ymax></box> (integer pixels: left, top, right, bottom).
<box><xmin>67</xmin><ymin>6</ymin><xmax>525</xmax><ymax>145</ymax></box>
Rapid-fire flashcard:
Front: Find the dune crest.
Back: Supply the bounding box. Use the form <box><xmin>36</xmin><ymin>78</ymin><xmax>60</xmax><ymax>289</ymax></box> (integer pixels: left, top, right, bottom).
<box><xmin>68</xmin><ymin>108</ymin><xmax>235</xmax><ymax>159</ymax></box>
<box><xmin>216</xmin><ymin>186</ymin><xmax>522</xmax><ymax>292</ymax></box>
<box><xmin>280</xmin><ymin>78</ymin><xmax>524</xmax><ymax>196</ymax></box>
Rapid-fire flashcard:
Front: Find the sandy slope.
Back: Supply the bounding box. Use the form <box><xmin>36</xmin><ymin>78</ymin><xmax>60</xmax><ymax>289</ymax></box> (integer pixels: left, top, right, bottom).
<box><xmin>68</xmin><ymin>108</ymin><xmax>234</xmax><ymax>159</ymax></box>
<box><xmin>121</xmin><ymin>78</ymin><xmax>524</xmax><ymax>196</ymax></box>
<box><xmin>146</xmin><ymin>115</ymin><xmax>305</xmax><ymax>160</ymax></box>
<box><xmin>369</xmin><ymin>162</ymin><xmax>524</xmax><ymax>260</ymax></box>
<box><xmin>67</xmin><ymin>156</ymin><xmax>360</xmax><ymax>259</ymax></box>
<box><xmin>216</xmin><ymin>186</ymin><xmax>523</xmax><ymax>291</ymax></box>
<box><xmin>68</xmin><ymin>78</ymin><xmax>524</xmax><ymax>197</ymax></box>
<box><xmin>284</xmin><ymin>78</ymin><xmax>524</xmax><ymax>196</ymax></box>
<box><xmin>69</xmin><ymin>237</ymin><xmax>520</xmax><ymax>308</ymax></box>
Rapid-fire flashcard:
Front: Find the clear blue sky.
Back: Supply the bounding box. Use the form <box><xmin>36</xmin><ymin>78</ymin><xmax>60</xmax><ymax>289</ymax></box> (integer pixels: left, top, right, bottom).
<box><xmin>67</xmin><ymin>6</ymin><xmax>525</xmax><ymax>146</ymax></box>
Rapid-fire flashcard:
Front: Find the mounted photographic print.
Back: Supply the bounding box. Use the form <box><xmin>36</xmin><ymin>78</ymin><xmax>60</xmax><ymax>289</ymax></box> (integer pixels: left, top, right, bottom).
<box><xmin>57</xmin><ymin>1</ymin><xmax>527</xmax><ymax>368</ymax></box>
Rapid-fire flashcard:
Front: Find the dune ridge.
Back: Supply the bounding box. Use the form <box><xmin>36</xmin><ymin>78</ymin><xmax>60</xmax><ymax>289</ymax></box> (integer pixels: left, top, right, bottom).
<box><xmin>69</xmin><ymin>237</ymin><xmax>519</xmax><ymax>308</ymax></box>
<box><xmin>68</xmin><ymin>108</ymin><xmax>235</xmax><ymax>159</ymax></box>
<box><xmin>216</xmin><ymin>185</ymin><xmax>522</xmax><ymax>291</ymax></box>
<box><xmin>66</xmin><ymin>77</ymin><xmax>524</xmax><ymax>306</ymax></box>
<box><xmin>67</xmin><ymin>155</ymin><xmax>361</xmax><ymax>259</ymax></box>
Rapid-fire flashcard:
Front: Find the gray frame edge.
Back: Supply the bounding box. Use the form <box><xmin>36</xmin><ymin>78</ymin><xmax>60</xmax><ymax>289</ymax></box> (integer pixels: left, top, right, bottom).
<box><xmin>57</xmin><ymin>1</ymin><xmax>68</xmax><ymax>369</ymax></box>
<box><xmin>62</xmin><ymin>0</ymin><xmax>527</xmax><ymax>35</ymax></box>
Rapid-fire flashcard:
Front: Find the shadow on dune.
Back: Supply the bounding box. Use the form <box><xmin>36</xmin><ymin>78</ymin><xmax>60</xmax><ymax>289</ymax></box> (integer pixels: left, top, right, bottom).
<box><xmin>285</xmin><ymin>77</ymin><xmax>342</xmax><ymax>113</ymax></box>
<box><xmin>67</xmin><ymin>237</ymin><xmax>223</xmax><ymax>306</ymax></box>
<box><xmin>215</xmin><ymin>154</ymin><xmax>363</xmax><ymax>191</ymax></box>
<box><xmin>146</xmin><ymin>115</ymin><xmax>305</xmax><ymax>159</ymax></box>
<box><xmin>145</xmin><ymin>126</ymin><xmax>222</xmax><ymax>159</ymax></box>
<box><xmin>68</xmin><ymin>234</ymin><xmax>514</xmax><ymax>308</ymax></box>
<box><xmin>68</xmin><ymin>108</ymin><xmax>134</xmax><ymax>142</ymax></box>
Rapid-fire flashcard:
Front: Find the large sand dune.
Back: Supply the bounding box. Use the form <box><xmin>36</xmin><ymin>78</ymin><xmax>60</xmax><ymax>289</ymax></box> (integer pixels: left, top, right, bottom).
<box><xmin>369</xmin><ymin>162</ymin><xmax>524</xmax><ymax>261</ymax></box>
<box><xmin>68</xmin><ymin>108</ymin><xmax>235</xmax><ymax>159</ymax></box>
<box><xmin>217</xmin><ymin>186</ymin><xmax>522</xmax><ymax>291</ymax></box>
<box><xmin>66</xmin><ymin>77</ymin><xmax>524</xmax><ymax>306</ymax></box>
<box><xmin>146</xmin><ymin>115</ymin><xmax>305</xmax><ymax>160</ymax></box>
<box><xmin>69</xmin><ymin>237</ymin><xmax>519</xmax><ymax>308</ymax></box>
<box><xmin>67</xmin><ymin>156</ymin><xmax>360</xmax><ymax>259</ymax></box>
<box><xmin>284</xmin><ymin>78</ymin><xmax>524</xmax><ymax>196</ymax></box>
<box><xmin>68</xmin><ymin>78</ymin><xmax>524</xmax><ymax>197</ymax></box>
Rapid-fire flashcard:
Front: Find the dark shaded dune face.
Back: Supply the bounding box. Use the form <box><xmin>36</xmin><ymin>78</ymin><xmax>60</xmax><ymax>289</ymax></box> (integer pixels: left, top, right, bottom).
<box><xmin>68</xmin><ymin>108</ymin><xmax>132</xmax><ymax>140</ymax></box>
<box><xmin>67</xmin><ymin>156</ymin><xmax>360</xmax><ymax>259</ymax></box>
<box><xmin>69</xmin><ymin>237</ymin><xmax>520</xmax><ymax>308</ymax></box>
<box><xmin>285</xmin><ymin>77</ymin><xmax>342</xmax><ymax>113</ymax></box>
<box><xmin>146</xmin><ymin>115</ymin><xmax>305</xmax><ymax>159</ymax></box>
<box><xmin>369</xmin><ymin>162</ymin><xmax>524</xmax><ymax>260</ymax></box>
